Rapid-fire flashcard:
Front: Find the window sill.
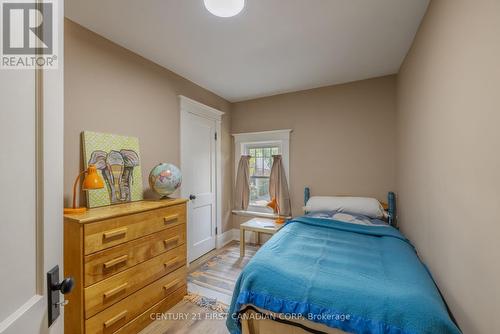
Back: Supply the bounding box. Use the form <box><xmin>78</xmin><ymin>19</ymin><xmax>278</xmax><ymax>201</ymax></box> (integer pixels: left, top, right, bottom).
<box><xmin>231</xmin><ymin>210</ymin><xmax>292</xmax><ymax>220</ymax></box>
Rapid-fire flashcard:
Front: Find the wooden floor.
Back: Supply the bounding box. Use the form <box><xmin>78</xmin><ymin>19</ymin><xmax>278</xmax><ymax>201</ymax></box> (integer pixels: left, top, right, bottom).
<box><xmin>140</xmin><ymin>241</ymin><xmax>251</xmax><ymax>334</ymax></box>
<box><xmin>139</xmin><ymin>300</ymin><xmax>228</xmax><ymax>334</ymax></box>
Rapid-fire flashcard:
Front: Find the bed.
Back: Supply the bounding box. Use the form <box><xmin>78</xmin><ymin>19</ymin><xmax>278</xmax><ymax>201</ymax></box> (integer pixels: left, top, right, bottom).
<box><xmin>226</xmin><ymin>189</ymin><xmax>461</xmax><ymax>334</ymax></box>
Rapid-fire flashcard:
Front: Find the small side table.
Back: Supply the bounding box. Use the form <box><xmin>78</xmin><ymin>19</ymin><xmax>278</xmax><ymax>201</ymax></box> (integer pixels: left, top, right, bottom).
<box><xmin>240</xmin><ymin>218</ymin><xmax>284</xmax><ymax>257</ymax></box>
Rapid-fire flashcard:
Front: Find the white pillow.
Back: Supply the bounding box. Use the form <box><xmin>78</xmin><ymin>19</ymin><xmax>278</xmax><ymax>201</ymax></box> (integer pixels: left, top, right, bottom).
<box><xmin>304</xmin><ymin>196</ymin><xmax>385</xmax><ymax>219</ymax></box>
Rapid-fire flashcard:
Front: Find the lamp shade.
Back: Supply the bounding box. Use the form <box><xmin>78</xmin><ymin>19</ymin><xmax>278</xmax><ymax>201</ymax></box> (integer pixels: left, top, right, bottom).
<box><xmin>82</xmin><ymin>165</ymin><xmax>104</xmax><ymax>190</ymax></box>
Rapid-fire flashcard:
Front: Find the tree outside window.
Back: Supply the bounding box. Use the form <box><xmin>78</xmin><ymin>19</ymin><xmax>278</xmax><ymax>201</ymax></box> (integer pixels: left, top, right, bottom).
<box><xmin>248</xmin><ymin>146</ymin><xmax>279</xmax><ymax>206</ymax></box>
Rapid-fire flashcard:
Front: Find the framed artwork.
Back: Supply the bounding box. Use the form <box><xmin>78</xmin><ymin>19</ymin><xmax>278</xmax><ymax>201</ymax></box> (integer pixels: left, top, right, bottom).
<box><xmin>82</xmin><ymin>131</ymin><xmax>144</xmax><ymax>208</ymax></box>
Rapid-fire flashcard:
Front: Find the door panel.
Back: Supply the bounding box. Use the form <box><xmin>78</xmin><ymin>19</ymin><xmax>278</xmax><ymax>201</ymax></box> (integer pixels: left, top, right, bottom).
<box><xmin>192</xmin><ymin>203</ymin><xmax>212</xmax><ymax>244</ymax></box>
<box><xmin>0</xmin><ymin>68</ymin><xmax>37</xmax><ymax>325</ymax></box>
<box><xmin>188</xmin><ymin>119</ymin><xmax>212</xmax><ymax>194</ymax></box>
<box><xmin>181</xmin><ymin>108</ymin><xmax>217</xmax><ymax>262</ymax></box>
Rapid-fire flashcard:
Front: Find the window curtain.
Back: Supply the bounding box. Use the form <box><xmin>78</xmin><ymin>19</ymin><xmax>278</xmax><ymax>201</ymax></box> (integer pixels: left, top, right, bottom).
<box><xmin>234</xmin><ymin>155</ymin><xmax>251</xmax><ymax>210</ymax></box>
<box><xmin>269</xmin><ymin>155</ymin><xmax>291</xmax><ymax>216</ymax></box>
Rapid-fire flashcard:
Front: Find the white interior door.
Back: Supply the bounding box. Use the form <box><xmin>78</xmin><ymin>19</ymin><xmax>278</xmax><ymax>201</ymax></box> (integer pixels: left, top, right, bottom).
<box><xmin>181</xmin><ymin>110</ymin><xmax>217</xmax><ymax>262</ymax></box>
<box><xmin>0</xmin><ymin>5</ymin><xmax>64</xmax><ymax>334</ymax></box>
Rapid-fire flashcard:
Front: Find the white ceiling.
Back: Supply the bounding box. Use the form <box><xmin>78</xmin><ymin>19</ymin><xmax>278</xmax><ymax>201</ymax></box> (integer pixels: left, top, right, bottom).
<box><xmin>66</xmin><ymin>0</ymin><xmax>429</xmax><ymax>102</ymax></box>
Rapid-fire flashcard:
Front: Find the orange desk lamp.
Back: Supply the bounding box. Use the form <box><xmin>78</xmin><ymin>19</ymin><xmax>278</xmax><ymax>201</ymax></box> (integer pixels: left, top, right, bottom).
<box><xmin>267</xmin><ymin>197</ymin><xmax>285</xmax><ymax>224</ymax></box>
<box><xmin>64</xmin><ymin>164</ymin><xmax>104</xmax><ymax>214</ymax></box>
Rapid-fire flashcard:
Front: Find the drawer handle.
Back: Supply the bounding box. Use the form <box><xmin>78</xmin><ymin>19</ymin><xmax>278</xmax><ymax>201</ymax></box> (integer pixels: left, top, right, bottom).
<box><xmin>163</xmin><ymin>236</ymin><xmax>180</xmax><ymax>248</ymax></box>
<box><xmin>103</xmin><ymin>228</ymin><xmax>128</xmax><ymax>241</ymax></box>
<box><xmin>103</xmin><ymin>282</ymin><xmax>128</xmax><ymax>300</ymax></box>
<box><xmin>103</xmin><ymin>255</ymin><xmax>128</xmax><ymax>269</ymax></box>
<box><xmin>164</xmin><ymin>257</ymin><xmax>179</xmax><ymax>269</ymax></box>
<box><xmin>103</xmin><ymin>310</ymin><xmax>128</xmax><ymax>328</ymax></box>
<box><xmin>163</xmin><ymin>279</ymin><xmax>181</xmax><ymax>293</ymax></box>
<box><xmin>163</xmin><ymin>214</ymin><xmax>179</xmax><ymax>224</ymax></box>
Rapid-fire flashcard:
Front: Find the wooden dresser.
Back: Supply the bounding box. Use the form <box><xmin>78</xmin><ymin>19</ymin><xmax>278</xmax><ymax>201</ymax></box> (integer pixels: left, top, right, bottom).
<box><xmin>64</xmin><ymin>199</ymin><xmax>188</xmax><ymax>334</ymax></box>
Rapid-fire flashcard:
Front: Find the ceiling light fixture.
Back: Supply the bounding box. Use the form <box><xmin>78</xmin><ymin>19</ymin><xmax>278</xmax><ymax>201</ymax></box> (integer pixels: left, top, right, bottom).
<box><xmin>204</xmin><ymin>0</ymin><xmax>245</xmax><ymax>18</ymax></box>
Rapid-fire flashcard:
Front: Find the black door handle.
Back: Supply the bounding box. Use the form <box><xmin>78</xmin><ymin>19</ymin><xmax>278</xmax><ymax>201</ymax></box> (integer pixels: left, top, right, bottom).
<box><xmin>189</xmin><ymin>194</ymin><xmax>196</xmax><ymax>200</ymax></box>
<box><xmin>53</xmin><ymin>277</ymin><xmax>75</xmax><ymax>295</ymax></box>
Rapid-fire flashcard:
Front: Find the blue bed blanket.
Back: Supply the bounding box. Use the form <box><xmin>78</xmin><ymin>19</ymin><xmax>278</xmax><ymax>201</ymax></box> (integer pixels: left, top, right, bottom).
<box><xmin>227</xmin><ymin>217</ymin><xmax>461</xmax><ymax>334</ymax></box>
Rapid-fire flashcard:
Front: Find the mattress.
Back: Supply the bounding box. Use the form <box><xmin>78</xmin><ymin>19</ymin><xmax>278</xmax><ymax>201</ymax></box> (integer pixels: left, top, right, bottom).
<box><xmin>227</xmin><ymin>215</ymin><xmax>461</xmax><ymax>334</ymax></box>
<box><xmin>240</xmin><ymin>305</ymin><xmax>348</xmax><ymax>334</ymax></box>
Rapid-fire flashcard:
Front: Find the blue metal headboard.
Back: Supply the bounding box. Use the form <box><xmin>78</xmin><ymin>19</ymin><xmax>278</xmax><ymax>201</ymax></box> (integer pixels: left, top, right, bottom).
<box><xmin>387</xmin><ymin>191</ymin><xmax>397</xmax><ymax>227</ymax></box>
<box><xmin>304</xmin><ymin>187</ymin><xmax>311</xmax><ymax>206</ymax></box>
<box><xmin>303</xmin><ymin>187</ymin><xmax>397</xmax><ymax>227</ymax></box>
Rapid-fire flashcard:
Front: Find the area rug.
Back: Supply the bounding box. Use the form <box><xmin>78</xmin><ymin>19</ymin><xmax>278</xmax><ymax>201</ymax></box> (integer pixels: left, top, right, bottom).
<box><xmin>186</xmin><ymin>242</ymin><xmax>259</xmax><ymax>310</ymax></box>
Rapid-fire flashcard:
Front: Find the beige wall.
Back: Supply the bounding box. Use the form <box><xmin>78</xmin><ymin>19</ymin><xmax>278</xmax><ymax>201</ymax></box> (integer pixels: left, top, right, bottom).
<box><xmin>65</xmin><ymin>7</ymin><xmax>500</xmax><ymax>331</ymax></box>
<box><xmin>232</xmin><ymin>76</ymin><xmax>397</xmax><ymax>221</ymax></box>
<box><xmin>64</xmin><ymin>20</ymin><xmax>233</xmax><ymax>232</ymax></box>
<box><xmin>397</xmin><ymin>1</ymin><xmax>500</xmax><ymax>332</ymax></box>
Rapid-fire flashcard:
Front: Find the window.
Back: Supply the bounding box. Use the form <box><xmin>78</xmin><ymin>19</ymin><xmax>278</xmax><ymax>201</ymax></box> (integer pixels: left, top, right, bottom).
<box><xmin>233</xmin><ymin>129</ymin><xmax>291</xmax><ymax>213</ymax></box>
<box><xmin>248</xmin><ymin>146</ymin><xmax>280</xmax><ymax>206</ymax></box>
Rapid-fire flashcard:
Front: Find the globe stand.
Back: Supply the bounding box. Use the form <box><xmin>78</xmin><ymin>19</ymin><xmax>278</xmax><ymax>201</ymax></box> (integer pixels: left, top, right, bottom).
<box><xmin>159</xmin><ymin>195</ymin><xmax>174</xmax><ymax>200</ymax></box>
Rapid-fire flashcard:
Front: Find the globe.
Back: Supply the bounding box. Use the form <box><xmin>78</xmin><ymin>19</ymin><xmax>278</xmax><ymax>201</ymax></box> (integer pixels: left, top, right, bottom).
<box><xmin>148</xmin><ymin>163</ymin><xmax>182</xmax><ymax>197</ymax></box>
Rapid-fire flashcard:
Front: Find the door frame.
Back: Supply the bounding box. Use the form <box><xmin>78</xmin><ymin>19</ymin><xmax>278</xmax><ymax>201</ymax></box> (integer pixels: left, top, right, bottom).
<box><xmin>179</xmin><ymin>95</ymin><xmax>224</xmax><ymax>261</ymax></box>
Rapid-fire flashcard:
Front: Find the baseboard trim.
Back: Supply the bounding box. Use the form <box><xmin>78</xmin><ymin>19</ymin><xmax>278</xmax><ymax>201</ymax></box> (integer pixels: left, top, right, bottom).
<box><xmin>216</xmin><ymin>229</ymin><xmax>237</xmax><ymax>249</ymax></box>
<box><xmin>217</xmin><ymin>228</ymin><xmax>258</xmax><ymax>244</ymax></box>
<box><xmin>233</xmin><ymin>228</ymin><xmax>256</xmax><ymax>242</ymax></box>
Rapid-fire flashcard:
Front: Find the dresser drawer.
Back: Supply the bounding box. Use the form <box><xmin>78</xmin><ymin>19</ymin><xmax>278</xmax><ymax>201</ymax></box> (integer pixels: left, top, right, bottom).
<box><xmin>112</xmin><ymin>285</ymin><xmax>187</xmax><ymax>334</ymax></box>
<box><xmin>85</xmin><ymin>245</ymin><xmax>186</xmax><ymax>318</ymax></box>
<box><xmin>84</xmin><ymin>224</ymin><xmax>186</xmax><ymax>287</ymax></box>
<box><xmin>84</xmin><ymin>205</ymin><xmax>185</xmax><ymax>255</ymax></box>
<box><xmin>85</xmin><ymin>267</ymin><xmax>186</xmax><ymax>334</ymax></box>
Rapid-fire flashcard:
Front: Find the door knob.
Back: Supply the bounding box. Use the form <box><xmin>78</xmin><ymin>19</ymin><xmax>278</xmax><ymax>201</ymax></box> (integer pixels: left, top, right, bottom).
<box><xmin>189</xmin><ymin>194</ymin><xmax>196</xmax><ymax>200</ymax></box>
<box><xmin>52</xmin><ymin>276</ymin><xmax>75</xmax><ymax>295</ymax></box>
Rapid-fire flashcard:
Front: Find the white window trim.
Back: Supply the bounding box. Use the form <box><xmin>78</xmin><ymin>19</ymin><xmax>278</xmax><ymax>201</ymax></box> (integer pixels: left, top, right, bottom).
<box><xmin>233</xmin><ymin>129</ymin><xmax>291</xmax><ymax>213</ymax></box>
